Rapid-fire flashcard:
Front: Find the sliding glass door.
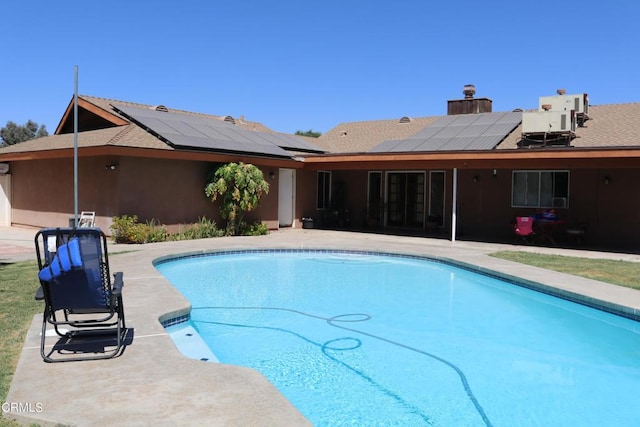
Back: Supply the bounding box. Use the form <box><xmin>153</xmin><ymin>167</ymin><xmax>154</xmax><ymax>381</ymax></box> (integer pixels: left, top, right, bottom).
<box><xmin>386</xmin><ymin>172</ymin><xmax>425</xmax><ymax>228</ymax></box>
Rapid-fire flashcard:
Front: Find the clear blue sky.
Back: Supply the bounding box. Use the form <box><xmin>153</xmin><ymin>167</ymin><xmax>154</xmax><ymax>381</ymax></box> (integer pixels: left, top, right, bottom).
<box><xmin>2</xmin><ymin>0</ymin><xmax>639</xmax><ymax>135</ymax></box>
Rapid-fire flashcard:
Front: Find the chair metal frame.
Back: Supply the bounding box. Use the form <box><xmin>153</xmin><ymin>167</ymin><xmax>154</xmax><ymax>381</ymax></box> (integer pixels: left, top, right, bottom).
<box><xmin>35</xmin><ymin>227</ymin><xmax>126</xmax><ymax>363</ymax></box>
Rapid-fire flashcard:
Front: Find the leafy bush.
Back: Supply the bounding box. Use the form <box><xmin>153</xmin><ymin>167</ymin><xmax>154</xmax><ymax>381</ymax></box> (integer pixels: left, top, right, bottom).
<box><xmin>144</xmin><ymin>219</ymin><xmax>168</xmax><ymax>243</ymax></box>
<box><xmin>238</xmin><ymin>221</ymin><xmax>269</xmax><ymax>236</ymax></box>
<box><xmin>111</xmin><ymin>215</ymin><xmax>225</xmax><ymax>243</ymax></box>
<box><xmin>169</xmin><ymin>217</ymin><xmax>224</xmax><ymax>240</ymax></box>
<box><xmin>110</xmin><ymin>215</ymin><xmax>148</xmax><ymax>244</ymax></box>
<box><xmin>204</xmin><ymin>162</ymin><xmax>269</xmax><ymax>235</ymax></box>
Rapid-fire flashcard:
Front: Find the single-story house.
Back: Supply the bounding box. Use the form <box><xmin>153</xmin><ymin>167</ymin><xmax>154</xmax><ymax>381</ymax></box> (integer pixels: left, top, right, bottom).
<box><xmin>1</xmin><ymin>87</ymin><xmax>639</xmax><ymax>251</ymax></box>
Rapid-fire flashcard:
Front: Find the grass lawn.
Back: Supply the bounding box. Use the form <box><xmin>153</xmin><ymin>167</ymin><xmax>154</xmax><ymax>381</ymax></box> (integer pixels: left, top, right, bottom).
<box><xmin>489</xmin><ymin>251</ymin><xmax>640</xmax><ymax>290</ymax></box>
<box><xmin>0</xmin><ymin>260</ymin><xmax>42</xmax><ymax>427</ymax></box>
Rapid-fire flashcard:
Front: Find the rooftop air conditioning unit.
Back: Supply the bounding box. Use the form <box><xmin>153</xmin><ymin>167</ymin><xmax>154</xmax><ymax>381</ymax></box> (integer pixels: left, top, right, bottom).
<box><xmin>539</xmin><ymin>93</ymin><xmax>589</xmax><ymax>115</ymax></box>
<box><xmin>522</xmin><ymin>111</ymin><xmax>576</xmax><ymax>134</ymax></box>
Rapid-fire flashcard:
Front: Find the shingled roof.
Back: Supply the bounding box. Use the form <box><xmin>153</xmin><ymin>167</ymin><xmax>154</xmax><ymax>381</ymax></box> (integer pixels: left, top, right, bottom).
<box><xmin>497</xmin><ymin>103</ymin><xmax>640</xmax><ymax>149</ymax></box>
<box><xmin>0</xmin><ymin>125</ymin><xmax>168</xmax><ymax>154</ymax></box>
<box><xmin>2</xmin><ymin>96</ymin><xmax>639</xmax><ymax>160</ymax></box>
<box><xmin>69</xmin><ymin>95</ymin><xmax>275</xmax><ymax>134</ymax></box>
<box><xmin>317</xmin><ymin>116</ymin><xmax>439</xmax><ymax>153</ymax></box>
<box><xmin>0</xmin><ymin>95</ymin><xmax>325</xmax><ymax>158</ymax></box>
<box><xmin>317</xmin><ymin>102</ymin><xmax>640</xmax><ymax>153</ymax></box>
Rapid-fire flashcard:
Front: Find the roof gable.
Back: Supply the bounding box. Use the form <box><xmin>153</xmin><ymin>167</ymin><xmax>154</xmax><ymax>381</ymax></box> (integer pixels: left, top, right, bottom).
<box><xmin>55</xmin><ymin>96</ymin><xmax>128</xmax><ymax>134</ymax></box>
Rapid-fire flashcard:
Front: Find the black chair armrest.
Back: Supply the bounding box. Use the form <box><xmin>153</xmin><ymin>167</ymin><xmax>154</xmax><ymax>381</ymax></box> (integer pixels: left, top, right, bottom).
<box><xmin>35</xmin><ymin>286</ymin><xmax>44</xmax><ymax>301</ymax></box>
<box><xmin>112</xmin><ymin>272</ymin><xmax>124</xmax><ymax>295</ymax></box>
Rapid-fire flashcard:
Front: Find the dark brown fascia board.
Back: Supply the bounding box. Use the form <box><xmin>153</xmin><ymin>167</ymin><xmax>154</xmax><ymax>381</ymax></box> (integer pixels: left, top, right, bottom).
<box><xmin>301</xmin><ymin>148</ymin><xmax>640</xmax><ymax>170</ymax></box>
<box><xmin>0</xmin><ymin>146</ymin><xmax>305</xmax><ymax>169</ymax></box>
<box><xmin>3</xmin><ymin>145</ymin><xmax>639</xmax><ymax>170</ymax></box>
<box><xmin>54</xmin><ymin>96</ymin><xmax>129</xmax><ymax>134</ymax></box>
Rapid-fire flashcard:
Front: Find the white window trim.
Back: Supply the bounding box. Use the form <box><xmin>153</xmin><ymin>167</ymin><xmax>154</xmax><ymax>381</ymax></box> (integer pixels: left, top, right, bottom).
<box><xmin>511</xmin><ymin>170</ymin><xmax>570</xmax><ymax>208</ymax></box>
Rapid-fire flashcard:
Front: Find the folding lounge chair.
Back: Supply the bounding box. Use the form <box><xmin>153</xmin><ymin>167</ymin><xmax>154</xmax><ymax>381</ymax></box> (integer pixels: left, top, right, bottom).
<box><xmin>35</xmin><ymin>227</ymin><xmax>126</xmax><ymax>362</ymax></box>
<box><xmin>513</xmin><ymin>216</ymin><xmax>535</xmax><ymax>244</ymax></box>
<box><xmin>78</xmin><ymin>211</ymin><xmax>95</xmax><ymax>228</ymax></box>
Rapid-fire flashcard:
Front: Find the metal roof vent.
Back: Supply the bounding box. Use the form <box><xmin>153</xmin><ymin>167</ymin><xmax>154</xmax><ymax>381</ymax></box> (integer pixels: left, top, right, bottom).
<box><xmin>224</xmin><ymin>115</ymin><xmax>236</xmax><ymax>124</ymax></box>
<box><xmin>463</xmin><ymin>84</ymin><xmax>476</xmax><ymax>99</ymax></box>
<box><xmin>399</xmin><ymin>116</ymin><xmax>412</xmax><ymax>123</ymax></box>
<box><xmin>153</xmin><ymin>105</ymin><xmax>169</xmax><ymax>112</ymax></box>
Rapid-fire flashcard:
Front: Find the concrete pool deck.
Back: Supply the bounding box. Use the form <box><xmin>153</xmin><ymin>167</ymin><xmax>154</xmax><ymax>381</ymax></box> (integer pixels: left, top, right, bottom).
<box><xmin>2</xmin><ymin>225</ymin><xmax>640</xmax><ymax>426</ymax></box>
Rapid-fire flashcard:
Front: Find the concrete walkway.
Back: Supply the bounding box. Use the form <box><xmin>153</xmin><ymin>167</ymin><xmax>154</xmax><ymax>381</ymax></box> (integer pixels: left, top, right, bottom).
<box><xmin>2</xmin><ymin>226</ymin><xmax>640</xmax><ymax>426</ymax></box>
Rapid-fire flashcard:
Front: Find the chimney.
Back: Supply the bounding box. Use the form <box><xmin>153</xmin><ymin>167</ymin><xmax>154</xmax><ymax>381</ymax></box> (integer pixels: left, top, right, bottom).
<box><xmin>447</xmin><ymin>84</ymin><xmax>493</xmax><ymax>115</ymax></box>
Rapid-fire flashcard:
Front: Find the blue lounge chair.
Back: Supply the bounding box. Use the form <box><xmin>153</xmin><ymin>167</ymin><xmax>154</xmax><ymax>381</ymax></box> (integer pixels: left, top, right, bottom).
<box><xmin>35</xmin><ymin>227</ymin><xmax>126</xmax><ymax>362</ymax></box>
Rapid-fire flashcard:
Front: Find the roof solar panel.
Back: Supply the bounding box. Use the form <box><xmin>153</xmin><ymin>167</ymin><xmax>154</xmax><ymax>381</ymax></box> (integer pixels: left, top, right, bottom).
<box><xmin>370</xmin><ymin>111</ymin><xmax>522</xmax><ymax>153</ymax></box>
<box><xmin>113</xmin><ymin>105</ymin><xmax>324</xmax><ymax>157</ymax></box>
<box><xmin>369</xmin><ymin>139</ymin><xmax>404</xmax><ymax>153</ymax></box>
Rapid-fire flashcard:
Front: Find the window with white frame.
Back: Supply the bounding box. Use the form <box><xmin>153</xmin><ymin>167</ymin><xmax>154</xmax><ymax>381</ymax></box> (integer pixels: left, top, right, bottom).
<box><xmin>317</xmin><ymin>171</ymin><xmax>331</xmax><ymax>210</ymax></box>
<box><xmin>512</xmin><ymin>170</ymin><xmax>569</xmax><ymax>208</ymax></box>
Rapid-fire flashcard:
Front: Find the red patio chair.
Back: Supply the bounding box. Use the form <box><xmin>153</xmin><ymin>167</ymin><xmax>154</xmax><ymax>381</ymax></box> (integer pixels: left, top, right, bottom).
<box><xmin>514</xmin><ymin>216</ymin><xmax>535</xmax><ymax>244</ymax></box>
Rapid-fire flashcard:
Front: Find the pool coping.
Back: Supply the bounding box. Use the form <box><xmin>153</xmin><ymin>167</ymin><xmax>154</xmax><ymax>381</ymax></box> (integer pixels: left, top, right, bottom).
<box><xmin>5</xmin><ymin>228</ymin><xmax>640</xmax><ymax>426</ymax></box>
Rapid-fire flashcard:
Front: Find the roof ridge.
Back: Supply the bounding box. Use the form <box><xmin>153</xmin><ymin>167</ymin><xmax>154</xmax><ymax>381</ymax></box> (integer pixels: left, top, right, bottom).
<box><xmin>590</xmin><ymin>101</ymin><xmax>640</xmax><ymax>107</ymax></box>
<box><xmin>78</xmin><ymin>94</ymin><xmax>277</xmax><ymax>132</ymax></box>
<box><xmin>106</xmin><ymin>124</ymin><xmax>136</xmax><ymax>145</ymax></box>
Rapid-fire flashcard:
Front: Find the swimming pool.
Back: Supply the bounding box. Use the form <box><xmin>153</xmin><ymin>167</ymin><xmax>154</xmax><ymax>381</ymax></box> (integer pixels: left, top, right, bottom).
<box><xmin>156</xmin><ymin>250</ymin><xmax>640</xmax><ymax>426</ymax></box>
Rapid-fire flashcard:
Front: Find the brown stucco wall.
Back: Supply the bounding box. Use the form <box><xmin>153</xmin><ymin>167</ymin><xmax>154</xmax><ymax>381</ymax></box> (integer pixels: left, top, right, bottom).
<box><xmin>8</xmin><ymin>154</ymin><xmax>640</xmax><ymax>250</ymax></box>
<box><xmin>295</xmin><ymin>169</ymin><xmax>317</xmax><ymax>225</ymax></box>
<box><xmin>10</xmin><ymin>156</ymin><xmax>280</xmax><ymax>234</ymax></box>
<box><xmin>439</xmin><ymin>167</ymin><xmax>640</xmax><ymax>250</ymax></box>
<box><xmin>114</xmin><ymin>157</ymin><xmax>280</xmax><ymax>232</ymax></box>
<box><xmin>295</xmin><ymin>166</ymin><xmax>640</xmax><ymax>251</ymax></box>
<box><xmin>10</xmin><ymin>156</ymin><xmax>119</xmax><ymax>230</ymax></box>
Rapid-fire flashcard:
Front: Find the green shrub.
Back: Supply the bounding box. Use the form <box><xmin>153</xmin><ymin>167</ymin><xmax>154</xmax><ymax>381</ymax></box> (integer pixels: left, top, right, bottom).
<box><xmin>144</xmin><ymin>219</ymin><xmax>168</xmax><ymax>243</ymax></box>
<box><xmin>110</xmin><ymin>215</ymin><xmax>148</xmax><ymax>244</ymax></box>
<box><xmin>170</xmin><ymin>217</ymin><xmax>224</xmax><ymax>240</ymax></box>
<box><xmin>111</xmin><ymin>215</ymin><xmax>233</xmax><ymax>243</ymax></box>
<box><xmin>110</xmin><ymin>215</ymin><xmax>167</xmax><ymax>244</ymax></box>
<box><xmin>239</xmin><ymin>221</ymin><xmax>269</xmax><ymax>236</ymax></box>
<box><xmin>204</xmin><ymin>162</ymin><xmax>269</xmax><ymax>235</ymax></box>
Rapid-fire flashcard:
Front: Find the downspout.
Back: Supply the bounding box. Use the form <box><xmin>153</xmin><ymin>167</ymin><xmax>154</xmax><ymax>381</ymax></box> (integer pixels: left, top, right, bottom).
<box><xmin>451</xmin><ymin>168</ymin><xmax>457</xmax><ymax>242</ymax></box>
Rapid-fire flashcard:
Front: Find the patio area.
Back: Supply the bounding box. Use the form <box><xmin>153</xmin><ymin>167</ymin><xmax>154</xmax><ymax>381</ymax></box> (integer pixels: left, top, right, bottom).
<box><xmin>3</xmin><ymin>226</ymin><xmax>640</xmax><ymax>426</ymax></box>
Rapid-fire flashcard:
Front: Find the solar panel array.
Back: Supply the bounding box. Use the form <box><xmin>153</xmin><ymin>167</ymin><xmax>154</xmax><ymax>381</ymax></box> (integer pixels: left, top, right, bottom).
<box><xmin>113</xmin><ymin>105</ymin><xmax>325</xmax><ymax>158</ymax></box>
<box><xmin>369</xmin><ymin>111</ymin><xmax>522</xmax><ymax>153</ymax></box>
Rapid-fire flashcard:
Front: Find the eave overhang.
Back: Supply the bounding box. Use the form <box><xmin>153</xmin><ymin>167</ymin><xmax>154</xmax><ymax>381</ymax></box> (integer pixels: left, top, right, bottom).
<box><xmin>301</xmin><ymin>147</ymin><xmax>640</xmax><ymax>170</ymax></box>
<box><xmin>0</xmin><ymin>146</ymin><xmax>305</xmax><ymax>169</ymax></box>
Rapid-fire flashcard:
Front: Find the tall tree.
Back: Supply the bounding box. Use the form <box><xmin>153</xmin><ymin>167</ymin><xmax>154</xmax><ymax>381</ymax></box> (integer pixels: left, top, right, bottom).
<box><xmin>295</xmin><ymin>129</ymin><xmax>321</xmax><ymax>138</ymax></box>
<box><xmin>0</xmin><ymin>120</ymin><xmax>48</xmax><ymax>145</ymax></box>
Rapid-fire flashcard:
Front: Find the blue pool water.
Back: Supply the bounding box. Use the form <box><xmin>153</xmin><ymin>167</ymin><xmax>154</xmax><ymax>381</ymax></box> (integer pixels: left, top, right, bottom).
<box><xmin>156</xmin><ymin>250</ymin><xmax>640</xmax><ymax>426</ymax></box>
